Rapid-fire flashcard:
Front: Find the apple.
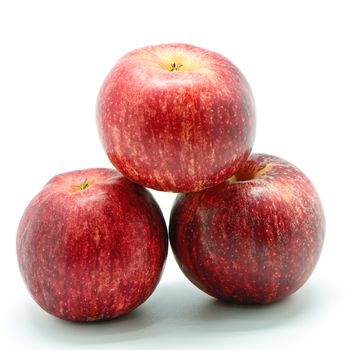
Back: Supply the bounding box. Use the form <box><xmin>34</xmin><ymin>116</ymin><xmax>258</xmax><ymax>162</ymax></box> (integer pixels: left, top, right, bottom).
<box><xmin>169</xmin><ymin>153</ymin><xmax>325</xmax><ymax>304</ymax></box>
<box><xmin>96</xmin><ymin>43</ymin><xmax>256</xmax><ymax>192</ymax></box>
<box><xmin>16</xmin><ymin>168</ymin><xmax>168</xmax><ymax>321</ymax></box>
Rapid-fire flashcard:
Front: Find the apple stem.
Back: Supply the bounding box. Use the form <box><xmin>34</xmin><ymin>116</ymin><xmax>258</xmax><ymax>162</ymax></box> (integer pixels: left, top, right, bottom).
<box><xmin>229</xmin><ymin>175</ymin><xmax>238</xmax><ymax>183</ymax></box>
<box><xmin>169</xmin><ymin>62</ymin><xmax>183</xmax><ymax>71</ymax></box>
<box><xmin>78</xmin><ymin>178</ymin><xmax>89</xmax><ymax>191</ymax></box>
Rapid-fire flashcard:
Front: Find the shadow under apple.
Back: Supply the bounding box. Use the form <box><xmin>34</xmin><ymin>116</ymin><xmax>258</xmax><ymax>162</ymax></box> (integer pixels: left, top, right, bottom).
<box><xmin>19</xmin><ymin>278</ymin><xmax>327</xmax><ymax>345</ymax></box>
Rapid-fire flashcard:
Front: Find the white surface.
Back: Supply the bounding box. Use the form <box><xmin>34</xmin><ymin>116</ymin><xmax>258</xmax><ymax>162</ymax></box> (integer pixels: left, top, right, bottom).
<box><xmin>0</xmin><ymin>0</ymin><xmax>349</xmax><ymax>349</ymax></box>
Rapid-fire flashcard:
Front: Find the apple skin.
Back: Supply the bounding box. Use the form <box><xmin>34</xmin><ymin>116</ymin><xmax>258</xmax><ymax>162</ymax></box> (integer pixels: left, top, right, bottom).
<box><xmin>169</xmin><ymin>154</ymin><xmax>325</xmax><ymax>304</ymax></box>
<box><xmin>96</xmin><ymin>43</ymin><xmax>255</xmax><ymax>192</ymax></box>
<box><xmin>16</xmin><ymin>168</ymin><xmax>168</xmax><ymax>321</ymax></box>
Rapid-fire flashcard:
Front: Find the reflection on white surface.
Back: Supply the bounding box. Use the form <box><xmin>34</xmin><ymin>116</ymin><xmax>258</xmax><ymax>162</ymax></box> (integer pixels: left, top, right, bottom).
<box><xmin>11</xmin><ymin>278</ymin><xmax>328</xmax><ymax>349</ymax></box>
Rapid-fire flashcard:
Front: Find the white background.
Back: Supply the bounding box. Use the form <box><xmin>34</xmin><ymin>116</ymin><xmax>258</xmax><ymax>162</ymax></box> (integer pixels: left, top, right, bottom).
<box><xmin>1</xmin><ymin>0</ymin><xmax>349</xmax><ymax>349</ymax></box>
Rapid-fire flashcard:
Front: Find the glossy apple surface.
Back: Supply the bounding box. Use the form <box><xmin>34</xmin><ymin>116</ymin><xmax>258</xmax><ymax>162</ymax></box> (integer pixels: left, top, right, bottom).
<box><xmin>170</xmin><ymin>154</ymin><xmax>325</xmax><ymax>304</ymax></box>
<box><xmin>16</xmin><ymin>168</ymin><xmax>168</xmax><ymax>321</ymax></box>
<box><xmin>97</xmin><ymin>43</ymin><xmax>255</xmax><ymax>192</ymax></box>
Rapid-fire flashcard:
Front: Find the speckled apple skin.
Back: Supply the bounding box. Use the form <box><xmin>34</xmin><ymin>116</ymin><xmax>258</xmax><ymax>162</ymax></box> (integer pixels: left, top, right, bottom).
<box><xmin>170</xmin><ymin>154</ymin><xmax>325</xmax><ymax>304</ymax></box>
<box><xmin>16</xmin><ymin>168</ymin><xmax>168</xmax><ymax>321</ymax></box>
<box><xmin>97</xmin><ymin>43</ymin><xmax>255</xmax><ymax>192</ymax></box>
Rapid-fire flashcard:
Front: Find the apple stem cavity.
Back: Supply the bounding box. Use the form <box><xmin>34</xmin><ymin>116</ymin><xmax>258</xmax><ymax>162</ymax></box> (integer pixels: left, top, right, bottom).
<box><xmin>78</xmin><ymin>178</ymin><xmax>89</xmax><ymax>191</ymax></box>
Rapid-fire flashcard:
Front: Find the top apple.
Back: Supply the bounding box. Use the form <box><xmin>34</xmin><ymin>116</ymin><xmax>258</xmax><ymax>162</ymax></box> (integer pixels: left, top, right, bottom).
<box><xmin>97</xmin><ymin>43</ymin><xmax>256</xmax><ymax>192</ymax></box>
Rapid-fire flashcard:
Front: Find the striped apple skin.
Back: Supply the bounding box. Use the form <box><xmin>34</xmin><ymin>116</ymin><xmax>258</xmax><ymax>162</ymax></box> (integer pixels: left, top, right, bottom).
<box><xmin>170</xmin><ymin>154</ymin><xmax>325</xmax><ymax>304</ymax></box>
<box><xmin>97</xmin><ymin>43</ymin><xmax>255</xmax><ymax>192</ymax></box>
<box><xmin>17</xmin><ymin>168</ymin><xmax>168</xmax><ymax>321</ymax></box>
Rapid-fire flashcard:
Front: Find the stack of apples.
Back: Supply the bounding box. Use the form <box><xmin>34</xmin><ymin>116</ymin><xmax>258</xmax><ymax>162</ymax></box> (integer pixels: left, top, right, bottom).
<box><xmin>16</xmin><ymin>44</ymin><xmax>325</xmax><ymax>322</ymax></box>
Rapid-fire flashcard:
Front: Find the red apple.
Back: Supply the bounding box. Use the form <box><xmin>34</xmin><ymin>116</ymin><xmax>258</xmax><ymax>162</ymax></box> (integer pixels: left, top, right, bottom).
<box><xmin>170</xmin><ymin>154</ymin><xmax>325</xmax><ymax>304</ymax></box>
<box><xmin>96</xmin><ymin>43</ymin><xmax>256</xmax><ymax>192</ymax></box>
<box><xmin>16</xmin><ymin>168</ymin><xmax>168</xmax><ymax>321</ymax></box>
